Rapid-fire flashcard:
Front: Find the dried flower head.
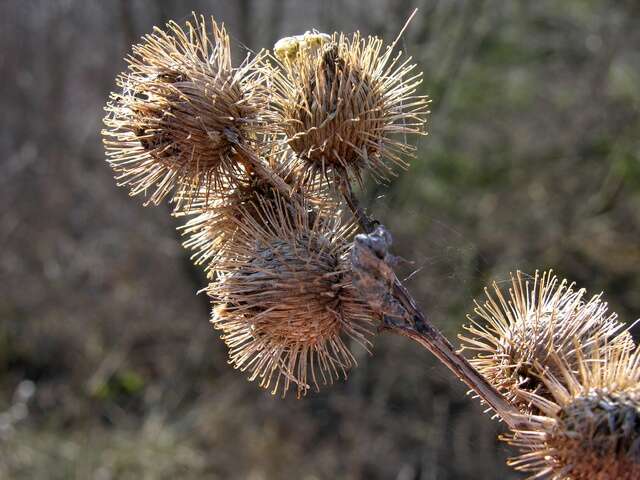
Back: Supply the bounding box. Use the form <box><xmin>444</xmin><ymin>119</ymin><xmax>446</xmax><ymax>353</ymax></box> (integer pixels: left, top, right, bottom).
<box><xmin>459</xmin><ymin>270</ymin><xmax>633</xmax><ymax>413</ymax></box>
<box><xmin>505</xmin><ymin>344</ymin><xmax>640</xmax><ymax>479</ymax></box>
<box><xmin>208</xmin><ymin>197</ymin><xmax>374</xmax><ymax>397</ymax></box>
<box><xmin>102</xmin><ymin>14</ymin><xmax>269</xmax><ymax>210</ymax></box>
<box><xmin>270</xmin><ymin>31</ymin><xmax>429</xmax><ymax>185</ymax></box>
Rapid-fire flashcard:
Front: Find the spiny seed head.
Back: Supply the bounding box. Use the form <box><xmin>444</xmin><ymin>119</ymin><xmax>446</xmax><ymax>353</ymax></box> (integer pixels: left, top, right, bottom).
<box><xmin>270</xmin><ymin>31</ymin><xmax>429</xmax><ymax>186</ymax></box>
<box><xmin>504</xmin><ymin>344</ymin><xmax>640</xmax><ymax>479</ymax></box>
<box><xmin>458</xmin><ymin>270</ymin><xmax>633</xmax><ymax>414</ymax></box>
<box><xmin>102</xmin><ymin>14</ymin><xmax>270</xmax><ymax>211</ymax></box>
<box><xmin>207</xmin><ymin>197</ymin><xmax>374</xmax><ymax>397</ymax></box>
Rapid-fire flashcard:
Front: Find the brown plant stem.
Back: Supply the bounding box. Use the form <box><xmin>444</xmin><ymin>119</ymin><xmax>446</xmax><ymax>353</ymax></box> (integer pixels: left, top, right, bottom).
<box><xmin>343</xmin><ymin>184</ymin><xmax>524</xmax><ymax>430</ymax></box>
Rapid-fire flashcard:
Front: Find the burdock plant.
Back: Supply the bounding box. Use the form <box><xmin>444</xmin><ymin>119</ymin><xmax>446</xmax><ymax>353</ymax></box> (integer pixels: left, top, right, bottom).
<box><xmin>102</xmin><ymin>11</ymin><xmax>638</xmax><ymax>479</ymax></box>
<box><xmin>102</xmin><ymin>12</ymin><xmax>435</xmax><ymax>401</ymax></box>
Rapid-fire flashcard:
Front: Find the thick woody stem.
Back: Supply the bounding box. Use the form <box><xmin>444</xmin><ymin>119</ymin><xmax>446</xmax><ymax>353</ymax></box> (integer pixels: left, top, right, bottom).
<box><xmin>345</xmin><ymin>197</ymin><xmax>524</xmax><ymax>430</ymax></box>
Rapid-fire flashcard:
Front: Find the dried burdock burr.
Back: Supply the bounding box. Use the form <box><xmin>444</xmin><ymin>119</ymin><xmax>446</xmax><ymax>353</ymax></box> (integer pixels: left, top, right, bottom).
<box><xmin>102</xmin><ymin>14</ymin><xmax>270</xmax><ymax>211</ymax></box>
<box><xmin>504</xmin><ymin>343</ymin><xmax>640</xmax><ymax>479</ymax></box>
<box><xmin>458</xmin><ymin>270</ymin><xmax>634</xmax><ymax>414</ymax></box>
<box><xmin>270</xmin><ymin>31</ymin><xmax>430</xmax><ymax>185</ymax></box>
<box><xmin>101</xmin><ymin>10</ymin><xmax>640</xmax><ymax>478</ymax></box>
<box><xmin>208</xmin><ymin>197</ymin><xmax>374</xmax><ymax>397</ymax></box>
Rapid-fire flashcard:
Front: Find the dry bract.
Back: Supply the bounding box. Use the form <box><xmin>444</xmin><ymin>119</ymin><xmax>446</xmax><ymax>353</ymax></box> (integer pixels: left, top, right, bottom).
<box><xmin>102</xmin><ymin>14</ymin><xmax>269</xmax><ymax>211</ymax></box>
<box><xmin>459</xmin><ymin>270</ymin><xmax>633</xmax><ymax>413</ymax></box>
<box><xmin>208</xmin><ymin>198</ymin><xmax>374</xmax><ymax>397</ymax></box>
<box><xmin>504</xmin><ymin>345</ymin><xmax>640</xmax><ymax>479</ymax></box>
<box><xmin>270</xmin><ymin>32</ymin><xmax>429</xmax><ymax>185</ymax></box>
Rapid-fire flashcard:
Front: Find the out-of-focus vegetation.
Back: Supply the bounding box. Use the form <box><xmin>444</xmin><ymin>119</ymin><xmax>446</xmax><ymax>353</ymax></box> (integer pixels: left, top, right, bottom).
<box><xmin>1</xmin><ymin>1</ymin><xmax>638</xmax><ymax>478</ymax></box>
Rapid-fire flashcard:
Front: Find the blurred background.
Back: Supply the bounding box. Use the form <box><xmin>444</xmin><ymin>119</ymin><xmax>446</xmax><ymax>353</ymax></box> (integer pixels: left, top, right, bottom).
<box><xmin>1</xmin><ymin>1</ymin><xmax>639</xmax><ymax>478</ymax></box>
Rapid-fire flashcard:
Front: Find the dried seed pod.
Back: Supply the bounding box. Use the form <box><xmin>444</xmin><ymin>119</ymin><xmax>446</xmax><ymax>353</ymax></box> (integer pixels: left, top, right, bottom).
<box><xmin>459</xmin><ymin>270</ymin><xmax>634</xmax><ymax>413</ymax></box>
<box><xmin>102</xmin><ymin>14</ymin><xmax>269</xmax><ymax>210</ymax></box>
<box><xmin>270</xmin><ymin>31</ymin><xmax>429</xmax><ymax>185</ymax></box>
<box><xmin>504</xmin><ymin>344</ymin><xmax>640</xmax><ymax>479</ymax></box>
<box><xmin>208</xmin><ymin>198</ymin><xmax>374</xmax><ymax>397</ymax></box>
